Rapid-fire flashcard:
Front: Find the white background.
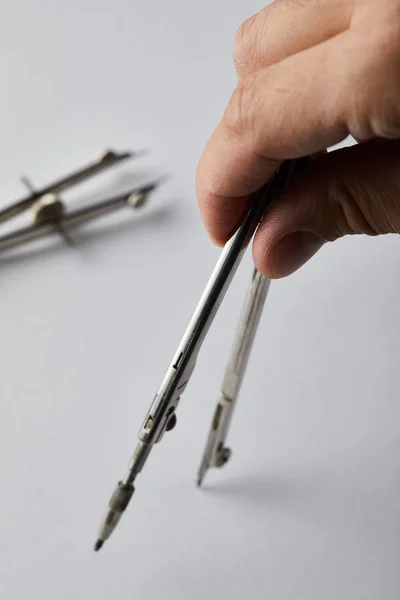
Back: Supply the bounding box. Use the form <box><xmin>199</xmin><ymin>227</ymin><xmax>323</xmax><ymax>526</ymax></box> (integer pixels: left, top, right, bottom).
<box><xmin>0</xmin><ymin>1</ymin><xmax>399</xmax><ymax>599</ymax></box>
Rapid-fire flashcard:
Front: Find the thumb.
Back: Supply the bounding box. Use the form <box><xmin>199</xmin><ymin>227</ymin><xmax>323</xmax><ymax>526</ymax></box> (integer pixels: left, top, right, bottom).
<box><xmin>253</xmin><ymin>139</ymin><xmax>400</xmax><ymax>279</ymax></box>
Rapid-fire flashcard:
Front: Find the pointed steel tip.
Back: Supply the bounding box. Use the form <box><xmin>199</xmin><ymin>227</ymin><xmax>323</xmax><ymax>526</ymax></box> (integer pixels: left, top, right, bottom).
<box><xmin>94</xmin><ymin>539</ymin><xmax>104</xmax><ymax>552</ymax></box>
<box><xmin>152</xmin><ymin>174</ymin><xmax>170</xmax><ymax>189</ymax></box>
<box><xmin>196</xmin><ymin>469</ymin><xmax>207</xmax><ymax>487</ymax></box>
<box><xmin>98</xmin><ymin>149</ymin><xmax>131</xmax><ymax>162</ymax></box>
<box><xmin>139</xmin><ymin>175</ymin><xmax>170</xmax><ymax>196</ymax></box>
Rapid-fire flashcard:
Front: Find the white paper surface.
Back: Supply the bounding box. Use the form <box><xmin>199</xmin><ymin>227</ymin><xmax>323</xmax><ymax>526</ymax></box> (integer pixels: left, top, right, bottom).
<box><xmin>0</xmin><ymin>2</ymin><xmax>399</xmax><ymax>598</ymax></box>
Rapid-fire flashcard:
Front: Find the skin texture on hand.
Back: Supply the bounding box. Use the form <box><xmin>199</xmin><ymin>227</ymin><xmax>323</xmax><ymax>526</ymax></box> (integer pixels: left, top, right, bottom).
<box><xmin>196</xmin><ymin>0</ymin><xmax>400</xmax><ymax>278</ymax></box>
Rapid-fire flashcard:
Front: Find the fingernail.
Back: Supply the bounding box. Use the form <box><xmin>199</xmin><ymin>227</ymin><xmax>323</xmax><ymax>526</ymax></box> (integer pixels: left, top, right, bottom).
<box><xmin>269</xmin><ymin>231</ymin><xmax>325</xmax><ymax>278</ymax></box>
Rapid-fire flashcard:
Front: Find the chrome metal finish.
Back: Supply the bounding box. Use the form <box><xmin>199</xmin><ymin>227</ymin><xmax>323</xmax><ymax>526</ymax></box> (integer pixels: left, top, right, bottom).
<box><xmin>0</xmin><ymin>149</ymin><xmax>136</xmax><ymax>224</ymax></box>
<box><xmin>0</xmin><ymin>183</ymin><xmax>157</xmax><ymax>253</ymax></box>
<box><xmin>94</xmin><ymin>158</ymin><xmax>311</xmax><ymax>550</ymax></box>
<box><xmin>197</xmin><ymin>269</ymin><xmax>270</xmax><ymax>486</ymax></box>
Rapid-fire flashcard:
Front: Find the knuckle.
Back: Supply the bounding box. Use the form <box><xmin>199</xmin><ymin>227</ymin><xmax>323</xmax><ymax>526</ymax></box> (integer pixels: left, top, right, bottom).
<box><xmin>328</xmin><ymin>179</ymin><xmax>380</xmax><ymax>236</ymax></box>
<box><xmin>234</xmin><ymin>0</ymin><xmax>320</xmax><ymax>77</ymax></box>
<box><xmin>234</xmin><ymin>15</ymin><xmax>258</xmax><ymax>75</ymax></box>
<box><xmin>370</xmin><ymin>101</ymin><xmax>400</xmax><ymax>139</ymax></box>
<box><xmin>347</xmin><ymin>21</ymin><xmax>400</xmax><ymax>139</ymax></box>
<box><xmin>223</xmin><ymin>72</ymin><xmax>265</xmax><ymax>144</ymax></box>
<box><xmin>374</xmin><ymin>28</ymin><xmax>400</xmax><ymax>136</ymax></box>
<box><xmin>223</xmin><ymin>80</ymin><xmax>254</xmax><ymax>139</ymax></box>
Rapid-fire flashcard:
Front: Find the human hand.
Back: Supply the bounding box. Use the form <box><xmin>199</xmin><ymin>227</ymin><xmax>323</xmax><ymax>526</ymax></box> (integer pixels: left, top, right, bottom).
<box><xmin>196</xmin><ymin>0</ymin><xmax>400</xmax><ymax>278</ymax></box>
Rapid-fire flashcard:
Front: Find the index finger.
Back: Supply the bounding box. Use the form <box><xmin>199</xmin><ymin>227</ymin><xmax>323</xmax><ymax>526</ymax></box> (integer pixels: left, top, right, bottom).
<box><xmin>196</xmin><ymin>30</ymin><xmax>363</xmax><ymax>245</ymax></box>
